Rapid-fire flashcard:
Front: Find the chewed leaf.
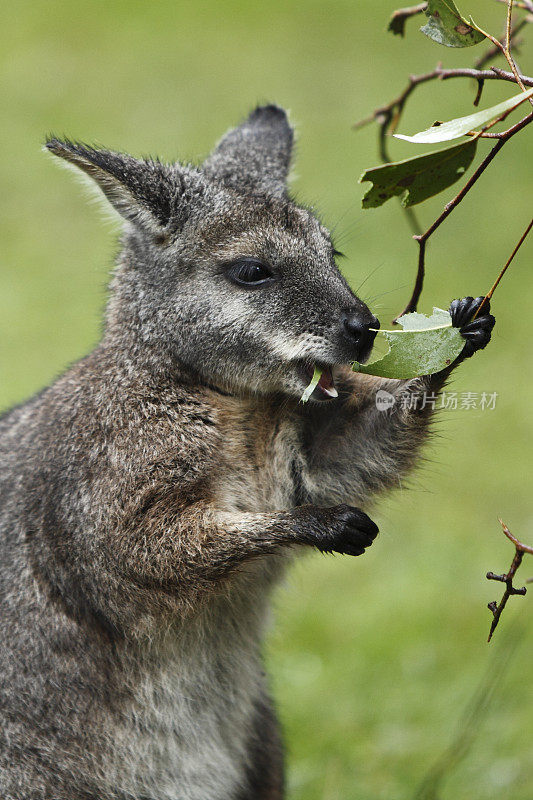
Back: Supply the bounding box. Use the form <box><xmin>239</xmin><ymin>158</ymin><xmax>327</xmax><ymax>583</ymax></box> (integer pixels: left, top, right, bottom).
<box><xmin>396</xmin><ymin>306</ymin><xmax>451</xmax><ymax>330</ymax></box>
<box><xmin>395</xmin><ymin>88</ymin><xmax>533</xmax><ymax>143</ymax></box>
<box><xmin>352</xmin><ymin>308</ymin><xmax>464</xmax><ymax>379</ymax></box>
<box><xmin>421</xmin><ymin>0</ymin><xmax>485</xmax><ymax>47</ymax></box>
<box><xmin>360</xmin><ymin>139</ymin><xmax>477</xmax><ymax>208</ymax></box>
<box><xmin>300</xmin><ymin>367</ymin><xmax>322</xmax><ymax>403</ymax></box>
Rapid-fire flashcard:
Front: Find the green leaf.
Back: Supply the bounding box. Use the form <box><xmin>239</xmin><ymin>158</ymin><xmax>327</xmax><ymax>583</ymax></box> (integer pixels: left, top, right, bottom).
<box><xmin>300</xmin><ymin>366</ymin><xmax>322</xmax><ymax>403</ymax></box>
<box><xmin>360</xmin><ymin>139</ymin><xmax>477</xmax><ymax>208</ymax></box>
<box><xmin>421</xmin><ymin>0</ymin><xmax>485</xmax><ymax>47</ymax></box>
<box><xmin>352</xmin><ymin>308</ymin><xmax>465</xmax><ymax>379</ymax></box>
<box><xmin>395</xmin><ymin>88</ymin><xmax>533</xmax><ymax>143</ymax></box>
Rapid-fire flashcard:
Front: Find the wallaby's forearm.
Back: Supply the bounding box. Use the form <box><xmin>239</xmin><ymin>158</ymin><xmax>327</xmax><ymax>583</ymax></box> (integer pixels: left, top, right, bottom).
<box><xmin>112</xmin><ymin>501</ymin><xmax>378</xmax><ymax>609</ymax></box>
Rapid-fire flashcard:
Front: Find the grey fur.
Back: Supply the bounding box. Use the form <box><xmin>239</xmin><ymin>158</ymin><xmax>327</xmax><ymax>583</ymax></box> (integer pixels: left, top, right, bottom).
<box><xmin>0</xmin><ymin>105</ymin><xmax>494</xmax><ymax>799</ymax></box>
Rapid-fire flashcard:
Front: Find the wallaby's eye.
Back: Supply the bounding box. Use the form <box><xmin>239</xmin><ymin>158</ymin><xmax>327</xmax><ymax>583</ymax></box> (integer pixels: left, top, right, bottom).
<box><xmin>224</xmin><ymin>258</ymin><xmax>275</xmax><ymax>288</ymax></box>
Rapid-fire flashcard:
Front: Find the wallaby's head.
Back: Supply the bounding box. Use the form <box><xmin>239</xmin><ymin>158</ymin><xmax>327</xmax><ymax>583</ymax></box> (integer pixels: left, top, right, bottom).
<box><xmin>47</xmin><ymin>106</ymin><xmax>379</xmax><ymax>401</ymax></box>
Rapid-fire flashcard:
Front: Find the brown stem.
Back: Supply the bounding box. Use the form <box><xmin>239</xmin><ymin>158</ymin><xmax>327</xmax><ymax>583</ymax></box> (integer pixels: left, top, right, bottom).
<box><xmin>474</xmin><ymin>109</ymin><xmax>533</xmax><ymax>137</ymax></box>
<box><xmin>495</xmin><ymin>0</ymin><xmax>533</xmax><ymax>11</ymax></box>
<box><xmin>472</xmin><ymin>10</ymin><xmax>533</xmax><ymax>106</ymax></box>
<box><xmin>475</xmin><ymin>18</ymin><xmax>528</xmax><ymax>70</ymax></box>
<box><xmin>506</xmin><ymin>0</ymin><xmax>514</xmax><ymax>51</ymax></box>
<box><xmin>352</xmin><ymin>66</ymin><xmax>533</xmax><ymax>132</ymax></box>
<box><xmin>500</xmin><ymin>519</ymin><xmax>533</xmax><ymax>555</ymax></box>
<box><xmin>393</xmin><ymin>240</ymin><xmax>426</xmax><ymax>321</ymax></box>
<box><xmin>473</xmin><ymin>78</ymin><xmax>485</xmax><ymax>106</ymax></box>
<box><xmin>473</xmin><ymin>217</ymin><xmax>533</xmax><ymax>319</ymax></box>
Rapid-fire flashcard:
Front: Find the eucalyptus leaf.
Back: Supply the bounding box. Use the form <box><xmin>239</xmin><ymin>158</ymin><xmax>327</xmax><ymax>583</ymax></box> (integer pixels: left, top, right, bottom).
<box><xmin>360</xmin><ymin>139</ymin><xmax>477</xmax><ymax>208</ymax></box>
<box><xmin>352</xmin><ymin>308</ymin><xmax>464</xmax><ymax>379</ymax></box>
<box><xmin>421</xmin><ymin>0</ymin><xmax>485</xmax><ymax>47</ymax></box>
<box><xmin>300</xmin><ymin>366</ymin><xmax>322</xmax><ymax>403</ymax></box>
<box><xmin>395</xmin><ymin>88</ymin><xmax>533</xmax><ymax>143</ymax></box>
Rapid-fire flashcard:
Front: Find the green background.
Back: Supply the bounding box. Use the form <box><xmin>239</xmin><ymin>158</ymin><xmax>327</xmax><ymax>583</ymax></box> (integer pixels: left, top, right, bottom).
<box><xmin>1</xmin><ymin>1</ymin><xmax>532</xmax><ymax>798</ymax></box>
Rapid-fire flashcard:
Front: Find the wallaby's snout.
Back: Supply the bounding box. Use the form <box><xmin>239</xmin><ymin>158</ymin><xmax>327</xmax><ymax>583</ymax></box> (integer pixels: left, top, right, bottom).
<box><xmin>341</xmin><ymin>308</ymin><xmax>380</xmax><ymax>364</ymax></box>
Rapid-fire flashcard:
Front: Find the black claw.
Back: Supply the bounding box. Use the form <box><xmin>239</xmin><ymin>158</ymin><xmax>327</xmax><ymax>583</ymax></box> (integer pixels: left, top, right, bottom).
<box><xmin>460</xmin><ymin>314</ymin><xmax>495</xmax><ymax>334</ymax></box>
<box><xmin>315</xmin><ymin>505</ymin><xmax>379</xmax><ymax>557</ymax></box>
<box><xmin>449</xmin><ymin>296</ymin><xmax>489</xmax><ymax>328</ymax></box>
<box><xmin>448</xmin><ymin>297</ymin><xmax>495</xmax><ymax>360</ymax></box>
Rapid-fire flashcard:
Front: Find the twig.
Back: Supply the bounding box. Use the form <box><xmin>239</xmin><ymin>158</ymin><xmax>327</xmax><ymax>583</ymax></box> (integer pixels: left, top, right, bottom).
<box><xmin>495</xmin><ymin>0</ymin><xmax>533</xmax><ymax>11</ymax></box>
<box><xmin>474</xmin><ymin>18</ymin><xmax>528</xmax><ymax>70</ymax></box>
<box><xmin>471</xmin><ymin>108</ymin><xmax>533</xmax><ymax>137</ymax></box>
<box><xmin>388</xmin><ymin>3</ymin><xmax>428</xmax><ymax>36</ymax></box>
<box><xmin>393</xmin><ymin>112</ymin><xmax>533</xmax><ymax>319</ymax></box>
<box><xmin>473</xmin><ymin>78</ymin><xmax>485</xmax><ymax>106</ymax></box>
<box><xmin>506</xmin><ymin>0</ymin><xmax>515</xmax><ymax>50</ymax></box>
<box><xmin>353</xmin><ymin>66</ymin><xmax>533</xmax><ymax>133</ymax></box>
<box><xmin>473</xmin><ymin>217</ymin><xmax>533</xmax><ymax>319</ymax></box>
<box><xmin>472</xmin><ymin>4</ymin><xmax>533</xmax><ymax>107</ymax></box>
<box><xmin>486</xmin><ymin>520</ymin><xmax>533</xmax><ymax>642</ymax></box>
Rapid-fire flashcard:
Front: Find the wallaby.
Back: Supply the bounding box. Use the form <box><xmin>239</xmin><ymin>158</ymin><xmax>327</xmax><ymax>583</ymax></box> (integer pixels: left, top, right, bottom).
<box><xmin>0</xmin><ymin>105</ymin><xmax>495</xmax><ymax>800</ymax></box>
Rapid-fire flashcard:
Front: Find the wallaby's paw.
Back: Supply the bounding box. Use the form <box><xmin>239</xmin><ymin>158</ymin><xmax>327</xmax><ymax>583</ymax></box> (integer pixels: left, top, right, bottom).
<box><xmin>449</xmin><ymin>296</ymin><xmax>495</xmax><ymax>359</ymax></box>
<box><xmin>315</xmin><ymin>504</ymin><xmax>379</xmax><ymax>557</ymax></box>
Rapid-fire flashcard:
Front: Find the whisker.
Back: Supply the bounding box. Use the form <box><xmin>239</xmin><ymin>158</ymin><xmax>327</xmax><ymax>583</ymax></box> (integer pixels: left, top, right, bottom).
<box><xmin>329</xmin><ymin>203</ymin><xmax>360</xmax><ymax>237</ymax></box>
<box><xmin>363</xmin><ymin>284</ymin><xmax>410</xmax><ymax>304</ymax></box>
<box><xmin>355</xmin><ymin>263</ymin><xmax>385</xmax><ymax>294</ymax></box>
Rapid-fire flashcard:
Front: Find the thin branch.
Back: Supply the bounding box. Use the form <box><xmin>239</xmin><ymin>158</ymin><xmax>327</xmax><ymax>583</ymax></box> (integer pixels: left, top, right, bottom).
<box><xmin>473</xmin><ymin>217</ymin><xmax>533</xmax><ymax>319</ymax></box>
<box><xmin>472</xmin><ymin>9</ymin><xmax>533</xmax><ymax>106</ymax></box>
<box><xmin>473</xmin><ymin>78</ymin><xmax>485</xmax><ymax>106</ymax></box>
<box><xmin>499</xmin><ymin>520</ymin><xmax>533</xmax><ymax>554</ymax></box>
<box><xmin>495</xmin><ymin>0</ymin><xmax>533</xmax><ymax>11</ymax></box>
<box><xmin>473</xmin><ymin>108</ymin><xmax>533</xmax><ymax>137</ymax></box>
<box><xmin>353</xmin><ymin>66</ymin><xmax>533</xmax><ymax>132</ymax></box>
<box><xmin>475</xmin><ymin>18</ymin><xmax>528</xmax><ymax>69</ymax></box>
<box><xmin>388</xmin><ymin>3</ymin><xmax>428</xmax><ymax>36</ymax></box>
<box><xmin>392</xmin><ymin>239</ymin><xmax>426</xmax><ymax>323</ymax></box>
<box><xmin>486</xmin><ymin>520</ymin><xmax>533</xmax><ymax>642</ymax></box>
<box><xmin>506</xmin><ymin>0</ymin><xmax>514</xmax><ymax>51</ymax></box>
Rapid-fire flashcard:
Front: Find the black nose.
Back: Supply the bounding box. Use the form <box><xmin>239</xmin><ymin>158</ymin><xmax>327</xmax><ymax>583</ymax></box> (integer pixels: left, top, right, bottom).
<box><xmin>342</xmin><ymin>311</ymin><xmax>380</xmax><ymax>360</ymax></box>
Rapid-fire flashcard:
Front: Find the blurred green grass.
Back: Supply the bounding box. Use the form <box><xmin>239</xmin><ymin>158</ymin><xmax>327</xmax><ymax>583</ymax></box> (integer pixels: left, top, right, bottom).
<box><xmin>1</xmin><ymin>1</ymin><xmax>532</xmax><ymax>798</ymax></box>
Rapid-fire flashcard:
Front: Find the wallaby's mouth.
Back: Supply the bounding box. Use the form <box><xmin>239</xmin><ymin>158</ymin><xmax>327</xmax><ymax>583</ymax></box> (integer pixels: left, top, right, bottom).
<box><xmin>301</xmin><ymin>363</ymin><xmax>338</xmax><ymax>401</ymax></box>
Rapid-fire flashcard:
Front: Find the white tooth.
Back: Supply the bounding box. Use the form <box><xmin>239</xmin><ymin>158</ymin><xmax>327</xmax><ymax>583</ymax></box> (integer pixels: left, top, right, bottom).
<box><xmin>323</xmin><ymin>386</ymin><xmax>338</xmax><ymax>399</ymax></box>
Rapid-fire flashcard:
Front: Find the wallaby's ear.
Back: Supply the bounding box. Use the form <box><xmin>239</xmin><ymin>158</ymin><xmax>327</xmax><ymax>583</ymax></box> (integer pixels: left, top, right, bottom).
<box><xmin>202</xmin><ymin>105</ymin><xmax>294</xmax><ymax>198</ymax></box>
<box><xmin>45</xmin><ymin>139</ymin><xmax>181</xmax><ymax>233</ymax></box>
